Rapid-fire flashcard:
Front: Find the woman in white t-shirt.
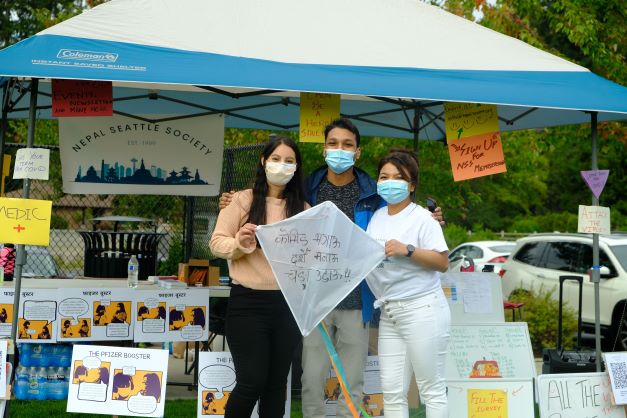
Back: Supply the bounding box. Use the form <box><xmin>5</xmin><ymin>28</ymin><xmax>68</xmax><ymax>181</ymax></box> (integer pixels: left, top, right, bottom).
<box><xmin>366</xmin><ymin>150</ymin><xmax>450</xmax><ymax>418</ymax></box>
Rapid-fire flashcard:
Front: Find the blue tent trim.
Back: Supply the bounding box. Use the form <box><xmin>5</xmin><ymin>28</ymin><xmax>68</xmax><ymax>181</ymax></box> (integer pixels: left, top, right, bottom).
<box><xmin>1</xmin><ymin>35</ymin><xmax>625</xmax><ymax>114</ymax></box>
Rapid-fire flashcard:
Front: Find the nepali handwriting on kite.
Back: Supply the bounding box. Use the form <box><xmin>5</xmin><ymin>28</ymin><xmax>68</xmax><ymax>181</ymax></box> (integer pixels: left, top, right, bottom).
<box><xmin>284</xmin><ymin>268</ymin><xmax>352</xmax><ymax>289</ymax></box>
<box><xmin>275</xmin><ymin>228</ymin><xmax>309</xmax><ymax>246</ymax></box>
<box><xmin>312</xmin><ymin>233</ymin><xmax>341</xmax><ymax>249</ymax></box>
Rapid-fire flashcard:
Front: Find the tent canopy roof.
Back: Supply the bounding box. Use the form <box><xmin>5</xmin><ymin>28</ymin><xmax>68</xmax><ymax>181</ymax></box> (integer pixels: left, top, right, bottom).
<box><xmin>1</xmin><ymin>0</ymin><xmax>625</xmax><ymax>139</ymax></box>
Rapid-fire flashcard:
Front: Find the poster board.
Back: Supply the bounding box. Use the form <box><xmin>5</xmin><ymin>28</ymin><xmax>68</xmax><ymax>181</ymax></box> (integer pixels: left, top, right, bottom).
<box><xmin>57</xmin><ymin>288</ymin><xmax>134</xmax><ymax>342</ymax></box>
<box><xmin>445</xmin><ymin>323</ymin><xmax>535</xmax><ymax>379</ymax></box>
<box><xmin>447</xmin><ymin>378</ymin><xmax>534</xmax><ymax>418</ymax></box>
<box><xmin>133</xmin><ymin>288</ymin><xmax>209</xmax><ymax>342</ymax></box>
<box><xmin>197</xmin><ymin>352</ymin><xmax>290</xmax><ymax>418</ymax></box>
<box><xmin>16</xmin><ymin>288</ymin><xmax>58</xmax><ymax>343</ymax></box>
<box><xmin>537</xmin><ymin>372</ymin><xmax>626</xmax><ymax>418</ymax></box>
<box><xmin>67</xmin><ymin>344</ymin><xmax>168</xmax><ymax>417</ymax></box>
<box><xmin>441</xmin><ymin>272</ymin><xmax>505</xmax><ymax>324</ymax></box>
<box><xmin>0</xmin><ymin>290</ymin><xmax>15</xmax><ymax>338</ymax></box>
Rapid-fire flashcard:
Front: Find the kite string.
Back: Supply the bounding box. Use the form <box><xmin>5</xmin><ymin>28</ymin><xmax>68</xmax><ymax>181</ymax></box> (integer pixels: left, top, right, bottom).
<box><xmin>318</xmin><ymin>322</ymin><xmax>372</xmax><ymax>418</ymax></box>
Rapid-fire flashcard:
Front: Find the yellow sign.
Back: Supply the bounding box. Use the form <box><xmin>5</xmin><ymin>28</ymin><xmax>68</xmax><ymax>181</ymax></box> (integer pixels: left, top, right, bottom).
<box><xmin>0</xmin><ymin>197</ymin><xmax>52</xmax><ymax>246</ymax></box>
<box><xmin>468</xmin><ymin>389</ymin><xmax>508</xmax><ymax>418</ymax></box>
<box><xmin>1</xmin><ymin>154</ymin><xmax>10</xmax><ymax>196</ymax></box>
<box><xmin>299</xmin><ymin>93</ymin><xmax>340</xmax><ymax>143</ymax></box>
<box><xmin>444</xmin><ymin>103</ymin><xmax>500</xmax><ymax>140</ymax></box>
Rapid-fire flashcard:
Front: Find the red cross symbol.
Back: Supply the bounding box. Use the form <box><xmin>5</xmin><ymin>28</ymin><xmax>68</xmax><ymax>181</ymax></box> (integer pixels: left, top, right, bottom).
<box><xmin>13</xmin><ymin>224</ymin><xmax>25</xmax><ymax>233</ymax></box>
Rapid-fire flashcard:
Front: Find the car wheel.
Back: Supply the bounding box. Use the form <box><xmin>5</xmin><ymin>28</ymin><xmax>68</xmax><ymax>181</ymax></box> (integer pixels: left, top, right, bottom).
<box><xmin>609</xmin><ymin>303</ymin><xmax>627</xmax><ymax>351</ymax></box>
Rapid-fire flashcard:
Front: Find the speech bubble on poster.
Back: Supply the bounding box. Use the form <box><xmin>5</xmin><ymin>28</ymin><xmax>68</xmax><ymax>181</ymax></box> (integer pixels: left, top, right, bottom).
<box><xmin>122</xmin><ymin>366</ymin><xmax>136</xmax><ymax>376</ymax></box>
<box><xmin>78</xmin><ymin>382</ymin><xmax>107</xmax><ymax>402</ymax></box>
<box><xmin>0</xmin><ymin>197</ymin><xmax>52</xmax><ymax>246</ymax></box>
<box><xmin>59</xmin><ymin>298</ymin><xmax>89</xmax><ymax>321</ymax></box>
<box><xmin>23</xmin><ymin>300</ymin><xmax>57</xmax><ymax>321</ymax></box>
<box><xmin>83</xmin><ymin>356</ymin><xmax>102</xmax><ymax>370</ymax></box>
<box><xmin>199</xmin><ymin>364</ymin><xmax>236</xmax><ymax>393</ymax></box>
<box><xmin>128</xmin><ymin>394</ymin><xmax>158</xmax><ymax>414</ymax></box>
<box><xmin>144</xmin><ymin>298</ymin><xmax>159</xmax><ymax>309</ymax></box>
<box><xmin>181</xmin><ymin>325</ymin><xmax>203</xmax><ymax>340</ymax></box>
<box><xmin>106</xmin><ymin>323</ymin><xmax>130</xmax><ymax>338</ymax></box>
<box><xmin>142</xmin><ymin>319</ymin><xmax>165</xmax><ymax>334</ymax></box>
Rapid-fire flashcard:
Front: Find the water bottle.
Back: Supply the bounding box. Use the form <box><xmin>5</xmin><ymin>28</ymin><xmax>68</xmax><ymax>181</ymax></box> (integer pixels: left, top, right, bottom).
<box><xmin>128</xmin><ymin>255</ymin><xmax>139</xmax><ymax>288</ymax></box>
<box><xmin>15</xmin><ymin>366</ymin><xmax>29</xmax><ymax>400</ymax></box>
<box><xmin>35</xmin><ymin>367</ymin><xmax>48</xmax><ymax>400</ymax></box>
<box><xmin>62</xmin><ymin>366</ymin><xmax>71</xmax><ymax>399</ymax></box>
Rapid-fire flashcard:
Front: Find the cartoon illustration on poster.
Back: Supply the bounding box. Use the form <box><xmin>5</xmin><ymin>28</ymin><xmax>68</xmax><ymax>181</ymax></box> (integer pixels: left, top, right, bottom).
<box><xmin>17</xmin><ymin>289</ymin><xmax>58</xmax><ymax>343</ymax></box>
<box><xmin>57</xmin><ymin>289</ymin><xmax>134</xmax><ymax>341</ymax></box>
<box><xmin>0</xmin><ymin>290</ymin><xmax>15</xmax><ymax>337</ymax></box>
<box><xmin>197</xmin><ymin>352</ymin><xmax>290</xmax><ymax>418</ymax></box>
<box><xmin>134</xmin><ymin>289</ymin><xmax>209</xmax><ymax>342</ymax></box>
<box><xmin>68</xmin><ymin>345</ymin><xmax>168</xmax><ymax>417</ymax></box>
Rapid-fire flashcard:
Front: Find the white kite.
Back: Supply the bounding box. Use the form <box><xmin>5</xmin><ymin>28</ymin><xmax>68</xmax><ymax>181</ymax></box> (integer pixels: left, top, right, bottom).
<box><xmin>256</xmin><ymin>201</ymin><xmax>385</xmax><ymax>336</ymax></box>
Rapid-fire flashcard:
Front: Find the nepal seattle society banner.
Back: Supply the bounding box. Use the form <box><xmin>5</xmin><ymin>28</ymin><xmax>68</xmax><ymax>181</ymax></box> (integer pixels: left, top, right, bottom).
<box><xmin>59</xmin><ymin>115</ymin><xmax>224</xmax><ymax>196</ymax></box>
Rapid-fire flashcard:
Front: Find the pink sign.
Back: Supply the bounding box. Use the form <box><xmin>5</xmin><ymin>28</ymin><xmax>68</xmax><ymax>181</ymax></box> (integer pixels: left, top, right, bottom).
<box><xmin>581</xmin><ymin>170</ymin><xmax>609</xmax><ymax>199</ymax></box>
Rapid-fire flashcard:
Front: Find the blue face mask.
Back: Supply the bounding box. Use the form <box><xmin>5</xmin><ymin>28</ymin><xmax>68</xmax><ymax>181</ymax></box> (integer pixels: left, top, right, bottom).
<box><xmin>377</xmin><ymin>180</ymin><xmax>410</xmax><ymax>204</ymax></box>
<box><xmin>325</xmin><ymin>149</ymin><xmax>355</xmax><ymax>174</ymax></box>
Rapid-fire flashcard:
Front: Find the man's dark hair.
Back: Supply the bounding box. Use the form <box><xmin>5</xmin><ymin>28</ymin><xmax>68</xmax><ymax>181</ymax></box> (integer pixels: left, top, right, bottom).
<box><xmin>324</xmin><ymin>118</ymin><xmax>361</xmax><ymax>147</ymax></box>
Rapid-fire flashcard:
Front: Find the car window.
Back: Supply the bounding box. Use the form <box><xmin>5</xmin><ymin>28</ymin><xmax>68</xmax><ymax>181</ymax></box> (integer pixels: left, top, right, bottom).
<box><xmin>466</xmin><ymin>246</ymin><xmax>483</xmax><ymax>259</ymax></box>
<box><xmin>449</xmin><ymin>248</ymin><xmax>466</xmax><ymax>260</ymax></box>
<box><xmin>610</xmin><ymin>245</ymin><xmax>627</xmax><ymax>272</ymax></box>
<box><xmin>543</xmin><ymin>242</ymin><xmax>581</xmax><ymax>272</ymax></box>
<box><xmin>513</xmin><ymin>242</ymin><xmax>546</xmax><ymax>266</ymax></box>
<box><xmin>489</xmin><ymin>244</ymin><xmax>516</xmax><ymax>253</ymax></box>
<box><xmin>579</xmin><ymin>244</ymin><xmax>618</xmax><ymax>277</ymax></box>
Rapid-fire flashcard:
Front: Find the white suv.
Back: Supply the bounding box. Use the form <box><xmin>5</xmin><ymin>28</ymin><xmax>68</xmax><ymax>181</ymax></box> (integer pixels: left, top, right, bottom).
<box><xmin>500</xmin><ymin>233</ymin><xmax>627</xmax><ymax>350</ymax></box>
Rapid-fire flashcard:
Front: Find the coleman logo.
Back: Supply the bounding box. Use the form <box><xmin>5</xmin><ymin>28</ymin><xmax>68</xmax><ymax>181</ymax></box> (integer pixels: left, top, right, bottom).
<box><xmin>57</xmin><ymin>49</ymin><xmax>118</xmax><ymax>62</ymax></box>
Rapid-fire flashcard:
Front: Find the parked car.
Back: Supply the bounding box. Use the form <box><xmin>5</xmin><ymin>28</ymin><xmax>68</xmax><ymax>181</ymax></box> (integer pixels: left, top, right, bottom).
<box><xmin>499</xmin><ymin>233</ymin><xmax>627</xmax><ymax>350</ymax></box>
<box><xmin>448</xmin><ymin>240</ymin><xmax>515</xmax><ymax>273</ymax></box>
<box><xmin>0</xmin><ymin>244</ymin><xmax>60</xmax><ymax>278</ymax></box>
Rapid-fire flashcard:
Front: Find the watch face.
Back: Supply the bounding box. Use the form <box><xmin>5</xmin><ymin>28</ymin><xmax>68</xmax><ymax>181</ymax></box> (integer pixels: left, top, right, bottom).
<box><xmin>407</xmin><ymin>244</ymin><xmax>415</xmax><ymax>256</ymax></box>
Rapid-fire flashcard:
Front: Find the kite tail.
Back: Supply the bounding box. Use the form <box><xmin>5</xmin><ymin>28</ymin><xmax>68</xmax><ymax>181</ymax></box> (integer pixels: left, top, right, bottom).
<box><xmin>318</xmin><ymin>322</ymin><xmax>372</xmax><ymax>418</ymax></box>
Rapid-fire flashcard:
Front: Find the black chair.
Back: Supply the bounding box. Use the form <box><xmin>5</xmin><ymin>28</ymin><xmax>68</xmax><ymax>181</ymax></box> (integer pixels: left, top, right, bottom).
<box><xmin>207</xmin><ymin>297</ymin><xmax>228</xmax><ymax>350</ymax></box>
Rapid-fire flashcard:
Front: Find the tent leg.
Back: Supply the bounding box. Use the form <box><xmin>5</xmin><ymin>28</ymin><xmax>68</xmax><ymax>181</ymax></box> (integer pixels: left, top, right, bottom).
<box><xmin>6</xmin><ymin>78</ymin><xmax>39</xmax><ymax>418</ymax></box>
<box><xmin>0</xmin><ymin>79</ymin><xmax>9</xmax><ymax>192</ymax></box>
<box><xmin>590</xmin><ymin>112</ymin><xmax>602</xmax><ymax>371</ymax></box>
<box><xmin>413</xmin><ymin>106</ymin><xmax>421</xmax><ymax>193</ymax></box>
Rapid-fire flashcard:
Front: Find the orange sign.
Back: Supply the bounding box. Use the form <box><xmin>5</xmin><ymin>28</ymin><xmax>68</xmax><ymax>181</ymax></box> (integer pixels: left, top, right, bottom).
<box><xmin>52</xmin><ymin>79</ymin><xmax>113</xmax><ymax>117</ymax></box>
<box><xmin>448</xmin><ymin>132</ymin><xmax>507</xmax><ymax>181</ymax></box>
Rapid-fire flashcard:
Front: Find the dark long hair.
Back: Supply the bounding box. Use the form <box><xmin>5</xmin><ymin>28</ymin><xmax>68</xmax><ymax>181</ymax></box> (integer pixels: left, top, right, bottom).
<box><xmin>246</xmin><ymin>136</ymin><xmax>306</xmax><ymax>226</ymax></box>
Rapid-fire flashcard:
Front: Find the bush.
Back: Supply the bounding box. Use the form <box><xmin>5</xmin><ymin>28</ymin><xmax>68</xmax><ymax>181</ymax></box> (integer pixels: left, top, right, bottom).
<box><xmin>50</xmin><ymin>214</ymin><xmax>69</xmax><ymax>229</ymax></box>
<box><xmin>507</xmin><ymin>287</ymin><xmax>578</xmax><ymax>356</ymax></box>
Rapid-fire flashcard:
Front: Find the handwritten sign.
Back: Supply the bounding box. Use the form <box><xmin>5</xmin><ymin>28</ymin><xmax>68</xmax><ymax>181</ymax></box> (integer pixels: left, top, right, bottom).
<box><xmin>1</xmin><ymin>155</ymin><xmax>9</xmax><ymax>196</ymax></box>
<box><xmin>299</xmin><ymin>93</ymin><xmax>340</xmax><ymax>143</ymax></box>
<box><xmin>447</xmin><ymin>132</ymin><xmax>507</xmax><ymax>181</ymax></box>
<box><xmin>468</xmin><ymin>388</ymin><xmax>508</xmax><ymax>417</ymax></box>
<box><xmin>255</xmin><ymin>201</ymin><xmax>385</xmax><ymax>336</ymax></box>
<box><xmin>13</xmin><ymin>148</ymin><xmax>50</xmax><ymax>180</ymax></box>
<box><xmin>444</xmin><ymin>103</ymin><xmax>500</xmax><ymax>140</ymax></box>
<box><xmin>441</xmin><ymin>272</ymin><xmax>505</xmax><ymax>324</ymax></box>
<box><xmin>445</xmin><ymin>323</ymin><xmax>536</xmax><ymax>380</ymax></box>
<box><xmin>604</xmin><ymin>352</ymin><xmax>627</xmax><ymax>405</ymax></box>
<box><xmin>581</xmin><ymin>170</ymin><xmax>610</xmax><ymax>199</ymax></box>
<box><xmin>68</xmin><ymin>344</ymin><xmax>168</xmax><ymax>417</ymax></box>
<box><xmin>578</xmin><ymin>205</ymin><xmax>610</xmax><ymax>234</ymax></box>
<box><xmin>0</xmin><ymin>197</ymin><xmax>52</xmax><ymax>246</ymax></box>
<box><xmin>52</xmin><ymin>79</ymin><xmax>113</xmax><ymax>117</ymax></box>
<box><xmin>537</xmin><ymin>372</ymin><xmax>626</xmax><ymax>418</ymax></box>
<box><xmin>448</xmin><ymin>379</ymin><xmax>534</xmax><ymax>418</ymax></box>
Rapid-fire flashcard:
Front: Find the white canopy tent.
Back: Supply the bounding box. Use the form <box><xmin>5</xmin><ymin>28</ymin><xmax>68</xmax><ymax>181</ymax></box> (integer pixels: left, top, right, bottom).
<box><xmin>0</xmin><ymin>0</ymin><xmax>625</xmax><ymax>375</ymax></box>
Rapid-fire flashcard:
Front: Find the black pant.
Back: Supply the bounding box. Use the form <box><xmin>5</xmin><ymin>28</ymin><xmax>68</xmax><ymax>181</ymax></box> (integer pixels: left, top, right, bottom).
<box><xmin>225</xmin><ymin>284</ymin><xmax>301</xmax><ymax>418</ymax></box>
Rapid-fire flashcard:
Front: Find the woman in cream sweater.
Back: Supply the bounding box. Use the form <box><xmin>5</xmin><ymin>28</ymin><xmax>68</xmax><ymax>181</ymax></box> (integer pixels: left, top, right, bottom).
<box><xmin>210</xmin><ymin>136</ymin><xmax>307</xmax><ymax>418</ymax></box>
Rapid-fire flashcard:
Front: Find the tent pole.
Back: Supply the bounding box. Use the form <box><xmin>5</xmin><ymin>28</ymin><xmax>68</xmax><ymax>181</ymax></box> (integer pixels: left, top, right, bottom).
<box><xmin>590</xmin><ymin>111</ymin><xmax>602</xmax><ymax>371</ymax></box>
<box><xmin>413</xmin><ymin>105</ymin><xmax>421</xmax><ymax>195</ymax></box>
<box><xmin>0</xmin><ymin>79</ymin><xmax>9</xmax><ymax>193</ymax></box>
<box><xmin>7</xmin><ymin>78</ymin><xmax>38</xmax><ymax>417</ymax></box>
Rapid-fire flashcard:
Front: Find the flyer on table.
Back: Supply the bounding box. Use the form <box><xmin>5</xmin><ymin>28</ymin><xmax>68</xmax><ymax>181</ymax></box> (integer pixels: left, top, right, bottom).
<box><xmin>16</xmin><ymin>289</ymin><xmax>58</xmax><ymax>343</ymax></box>
<box><xmin>67</xmin><ymin>344</ymin><xmax>168</xmax><ymax>417</ymax></box>
<box><xmin>57</xmin><ymin>288</ymin><xmax>134</xmax><ymax>342</ymax></box>
<box><xmin>134</xmin><ymin>288</ymin><xmax>209</xmax><ymax>342</ymax></box>
<box><xmin>197</xmin><ymin>352</ymin><xmax>290</xmax><ymax>418</ymax></box>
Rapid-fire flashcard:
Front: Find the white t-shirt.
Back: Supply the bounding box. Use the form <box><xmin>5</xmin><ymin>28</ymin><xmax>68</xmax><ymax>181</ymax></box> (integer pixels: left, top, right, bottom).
<box><xmin>366</xmin><ymin>202</ymin><xmax>448</xmax><ymax>302</ymax></box>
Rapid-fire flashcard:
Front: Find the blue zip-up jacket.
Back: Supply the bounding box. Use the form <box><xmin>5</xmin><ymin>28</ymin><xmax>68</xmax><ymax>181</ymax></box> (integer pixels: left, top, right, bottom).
<box><xmin>305</xmin><ymin>165</ymin><xmax>386</xmax><ymax>324</ymax></box>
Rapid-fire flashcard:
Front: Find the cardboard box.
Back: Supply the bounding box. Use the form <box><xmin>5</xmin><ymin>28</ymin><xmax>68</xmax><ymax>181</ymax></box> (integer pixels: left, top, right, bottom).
<box><xmin>178</xmin><ymin>259</ymin><xmax>219</xmax><ymax>286</ymax></box>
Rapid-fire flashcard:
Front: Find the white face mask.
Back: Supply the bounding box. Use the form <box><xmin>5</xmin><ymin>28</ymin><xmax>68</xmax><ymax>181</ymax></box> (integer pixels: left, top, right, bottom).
<box><xmin>265</xmin><ymin>162</ymin><xmax>297</xmax><ymax>186</ymax></box>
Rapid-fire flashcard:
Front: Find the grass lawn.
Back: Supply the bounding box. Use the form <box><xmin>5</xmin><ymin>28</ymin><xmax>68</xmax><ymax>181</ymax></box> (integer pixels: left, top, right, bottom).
<box><xmin>7</xmin><ymin>399</ymin><xmax>429</xmax><ymax>417</ymax></box>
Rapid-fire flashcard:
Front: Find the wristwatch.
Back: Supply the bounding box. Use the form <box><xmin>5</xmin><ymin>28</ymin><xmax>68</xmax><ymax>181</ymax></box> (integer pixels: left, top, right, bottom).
<box><xmin>406</xmin><ymin>244</ymin><xmax>415</xmax><ymax>258</ymax></box>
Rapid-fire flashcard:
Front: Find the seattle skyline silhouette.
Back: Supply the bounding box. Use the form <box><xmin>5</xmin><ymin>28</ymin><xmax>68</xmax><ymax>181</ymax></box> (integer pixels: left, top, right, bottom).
<box><xmin>74</xmin><ymin>158</ymin><xmax>208</xmax><ymax>185</ymax></box>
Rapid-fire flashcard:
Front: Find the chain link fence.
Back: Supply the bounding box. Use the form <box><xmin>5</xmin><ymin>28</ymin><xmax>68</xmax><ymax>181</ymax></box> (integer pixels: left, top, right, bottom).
<box><xmin>1</xmin><ymin>143</ymin><xmax>264</xmax><ymax>279</ymax></box>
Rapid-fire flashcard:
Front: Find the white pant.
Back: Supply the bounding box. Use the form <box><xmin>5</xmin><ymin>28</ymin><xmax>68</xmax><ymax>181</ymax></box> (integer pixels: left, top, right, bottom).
<box><xmin>301</xmin><ymin>309</ymin><xmax>369</xmax><ymax>418</ymax></box>
<box><xmin>378</xmin><ymin>289</ymin><xmax>450</xmax><ymax>418</ymax></box>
